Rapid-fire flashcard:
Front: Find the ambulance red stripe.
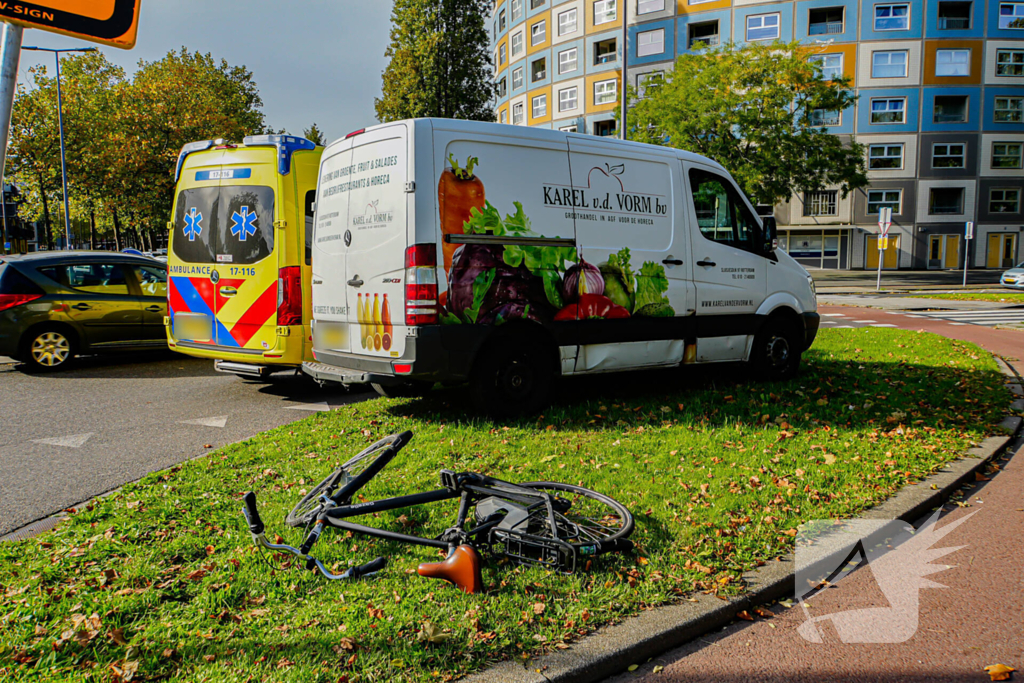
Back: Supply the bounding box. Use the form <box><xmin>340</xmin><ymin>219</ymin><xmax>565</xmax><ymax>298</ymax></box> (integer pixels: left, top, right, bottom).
<box><xmin>228</xmin><ymin>281</ymin><xmax>279</xmax><ymax>347</ymax></box>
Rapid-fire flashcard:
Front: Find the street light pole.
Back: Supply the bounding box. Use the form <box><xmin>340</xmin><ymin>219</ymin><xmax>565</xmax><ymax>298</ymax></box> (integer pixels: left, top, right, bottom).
<box><xmin>0</xmin><ymin>22</ymin><xmax>23</xmax><ymax>254</ymax></box>
<box><xmin>620</xmin><ymin>0</ymin><xmax>628</xmax><ymax>140</ymax></box>
<box><xmin>21</xmin><ymin>45</ymin><xmax>97</xmax><ymax>251</ymax></box>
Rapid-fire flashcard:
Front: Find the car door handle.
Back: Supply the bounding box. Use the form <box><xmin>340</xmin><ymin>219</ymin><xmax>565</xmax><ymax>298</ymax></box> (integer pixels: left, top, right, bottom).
<box><xmin>219</xmin><ymin>287</ymin><xmax>238</xmax><ymax>297</ymax></box>
<box><xmin>71</xmin><ymin>303</ymin><xmax>91</xmax><ymax>310</ymax></box>
<box><xmin>145</xmin><ymin>305</ymin><xmax>162</xmax><ymax>312</ymax></box>
<box><xmin>662</xmin><ymin>258</ymin><xmax>683</xmax><ymax>266</ymax></box>
<box><xmin>696</xmin><ymin>259</ymin><xmax>716</xmax><ymax>267</ymax></box>
<box><xmin>347</xmin><ymin>276</ymin><xmax>364</xmax><ymax>288</ymax></box>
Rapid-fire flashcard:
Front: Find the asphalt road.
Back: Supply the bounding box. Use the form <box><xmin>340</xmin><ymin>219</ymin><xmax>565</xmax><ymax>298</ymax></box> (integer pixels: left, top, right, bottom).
<box><xmin>0</xmin><ymin>351</ymin><xmax>371</xmax><ymax>538</ymax></box>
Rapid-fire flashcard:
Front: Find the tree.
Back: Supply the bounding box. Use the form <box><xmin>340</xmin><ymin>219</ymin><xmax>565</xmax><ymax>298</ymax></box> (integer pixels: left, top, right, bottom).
<box><xmin>303</xmin><ymin>122</ymin><xmax>327</xmax><ymax>146</ymax></box>
<box><xmin>627</xmin><ymin>41</ymin><xmax>867</xmax><ymax>206</ymax></box>
<box><xmin>375</xmin><ymin>0</ymin><xmax>495</xmax><ymax>122</ymax></box>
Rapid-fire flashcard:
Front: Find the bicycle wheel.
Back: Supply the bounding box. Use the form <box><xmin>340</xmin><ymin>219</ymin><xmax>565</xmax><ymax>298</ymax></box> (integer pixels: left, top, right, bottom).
<box><xmin>285</xmin><ymin>430</ymin><xmax>413</xmax><ymax>528</ymax></box>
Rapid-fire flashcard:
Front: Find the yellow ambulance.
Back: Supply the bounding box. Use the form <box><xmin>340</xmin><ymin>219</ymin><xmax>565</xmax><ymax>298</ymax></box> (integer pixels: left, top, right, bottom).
<box><xmin>165</xmin><ymin>135</ymin><xmax>322</xmax><ymax>378</ymax></box>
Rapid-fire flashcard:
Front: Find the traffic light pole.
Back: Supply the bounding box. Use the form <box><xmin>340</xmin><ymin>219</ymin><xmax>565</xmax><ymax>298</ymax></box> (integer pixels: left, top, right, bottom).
<box><xmin>0</xmin><ymin>21</ymin><xmax>22</xmax><ymax>254</ymax></box>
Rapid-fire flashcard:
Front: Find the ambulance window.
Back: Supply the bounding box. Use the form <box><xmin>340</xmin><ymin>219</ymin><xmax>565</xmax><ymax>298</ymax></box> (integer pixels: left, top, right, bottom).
<box><xmin>304</xmin><ymin>190</ymin><xmax>315</xmax><ymax>266</ymax></box>
<box><xmin>688</xmin><ymin>169</ymin><xmax>760</xmax><ymax>253</ymax></box>
<box><xmin>217</xmin><ymin>186</ymin><xmax>275</xmax><ymax>265</ymax></box>
<box><xmin>172</xmin><ymin>188</ymin><xmax>219</xmax><ymax>264</ymax></box>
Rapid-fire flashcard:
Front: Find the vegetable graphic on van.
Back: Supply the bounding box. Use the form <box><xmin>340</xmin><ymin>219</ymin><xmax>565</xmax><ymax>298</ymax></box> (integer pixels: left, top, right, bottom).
<box><xmin>438</xmin><ymin>155</ymin><xmax>485</xmax><ymax>277</ymax></box>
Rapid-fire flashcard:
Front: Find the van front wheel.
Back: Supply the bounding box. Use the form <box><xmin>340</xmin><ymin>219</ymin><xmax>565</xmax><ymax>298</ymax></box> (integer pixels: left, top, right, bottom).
<box><xmin>470</xmin><ymin>335</ymin><xmax>553</xmax><ymax>418</ymax></box>
<box><xmin>752</xmin><ymin>317</ymin><xmax>802</xmax><ymax>381</ymax></box>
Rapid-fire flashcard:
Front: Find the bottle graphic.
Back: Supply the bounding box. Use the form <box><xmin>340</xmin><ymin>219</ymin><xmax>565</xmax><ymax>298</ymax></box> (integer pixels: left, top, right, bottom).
<box><xmin>357</xmin><ymin>293</ymin><xmax>366</xmax><ymax>349</ymax></box>
<box><xmin>372</xmin><ymin>294</ymin><xmax>382</xmax><ymax>351</ymax></box>
<box><xmin>381</xmin><ymin>294</ymin><xmax>393</xmax><ymax>351</ymax></box>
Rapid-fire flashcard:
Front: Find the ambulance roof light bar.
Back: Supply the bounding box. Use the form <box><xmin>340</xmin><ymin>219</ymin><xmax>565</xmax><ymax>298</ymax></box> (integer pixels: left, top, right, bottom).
<box><xmin>242</xmin><ymin>134</ymin><xmax>317</xmax><ymax>175</ymax></box>
<box><xmin>174</xmin><ymin>139</ymin><xmax>215</xmax><ymax>182</ymax></box>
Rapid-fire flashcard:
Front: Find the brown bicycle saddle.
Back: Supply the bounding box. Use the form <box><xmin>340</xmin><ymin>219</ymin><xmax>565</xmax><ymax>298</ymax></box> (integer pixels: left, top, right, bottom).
<box><xmin>417</xmin><ymin>545</ymin><xmax>484</xmax><ymax>594</ymax></box>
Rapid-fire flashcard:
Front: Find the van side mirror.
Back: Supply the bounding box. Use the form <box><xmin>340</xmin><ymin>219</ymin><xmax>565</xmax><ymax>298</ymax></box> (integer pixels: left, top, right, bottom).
<box><xmin>761</xmin><ymin>216</ymin><xmax>778</xmax><ymax>254</ymax></box>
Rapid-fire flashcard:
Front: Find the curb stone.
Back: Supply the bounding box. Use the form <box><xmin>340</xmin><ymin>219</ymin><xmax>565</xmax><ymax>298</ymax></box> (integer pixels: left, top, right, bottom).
<box><xmin>463</xmin><ymin>361</ymin><xmax>1023</xmax><ymax>683</ymax></box>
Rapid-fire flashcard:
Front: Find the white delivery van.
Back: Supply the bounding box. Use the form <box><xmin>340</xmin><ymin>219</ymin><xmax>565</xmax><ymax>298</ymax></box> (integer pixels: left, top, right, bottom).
<box><xmin>303</xmin><ymin>119</ymin><xmax>818</xmax><ymax>415</ymax></box>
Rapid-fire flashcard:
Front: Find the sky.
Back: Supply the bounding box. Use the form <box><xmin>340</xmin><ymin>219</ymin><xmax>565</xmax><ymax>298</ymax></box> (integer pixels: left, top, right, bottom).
<box><xmin>15</xmin><ymin>0</ymin><xmax>395</xmax><ymax>145</ymax></box>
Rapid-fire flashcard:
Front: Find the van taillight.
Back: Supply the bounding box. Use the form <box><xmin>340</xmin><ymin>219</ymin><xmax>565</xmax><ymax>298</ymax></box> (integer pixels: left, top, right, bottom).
<box><xmin>277</xmin><ymin>266</ymin><xmax>302</xmax><ymax>326</ymax></box>
<box><xmin>405</xmin><ymin>244</ymin><xmax>438</xmax><ymax>326</ymax></box>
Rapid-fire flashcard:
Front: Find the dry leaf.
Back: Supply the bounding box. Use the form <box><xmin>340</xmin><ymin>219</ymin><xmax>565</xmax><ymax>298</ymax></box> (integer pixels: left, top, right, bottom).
<box><xmin>416</xmin><ymin>621</ymin><xmax>450</xmax><ymax>644</ymax></box>
<box><xmin>653</xmin><ymin>665</ymin><xmax>664</xmax><ymax>673</ymax></box>
<box><xmin>823</xmin><ymin>453</ymin><xmax>836</xmax><ymax>465</ymax></box>
<box><xmin>628</xmin><ymin>664</ymin><xmax>639</xmax><ymax>671</ymax></box>
<box><xmin>109</xmin><ymin>628</ymin><xmax>129</xmax><ymax>646</ymax></box>
<box><xmin>736</xmin><ymin>610</ymin><xmax>755</xmax><ymax>621</ymax></box>
<box><xmin>975</xmin><ymin>472</ymin><xmax>990</xmax><ymax>482</ymax></box>
<box><xmin>205</xmin><ymin>545</ymin><xmax>216</xmax><ymax>555</ymax></box>
<box><xmin>985</xmin><ymin>664</ymin><xmax>1015</xmax><ymax>681</ymax></box>
<box><xmin>753</xmin><ymin>607</ymin><xmax>774</xmax><ymax>619</ymax></box>
<box><xmin>532</xmin><ymin>603</ymin><xmax>546</xmax><ymax>615</ymax></box>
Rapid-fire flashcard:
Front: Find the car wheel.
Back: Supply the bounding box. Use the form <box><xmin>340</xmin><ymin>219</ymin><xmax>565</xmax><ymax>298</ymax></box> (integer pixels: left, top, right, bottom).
<box><xmin>469</xmin><ymin>333</ymin><xmax>554</xmax><ymax>418</ymax></box>
<box><xmin>22</xmin><ymin>326</ymin><xmax>76</xmax><ymax>372</ymax></box>
<box><xmin>752</xmin><ymin>317</ymin><xmax>801</xmax><ymax>381</ymax></box>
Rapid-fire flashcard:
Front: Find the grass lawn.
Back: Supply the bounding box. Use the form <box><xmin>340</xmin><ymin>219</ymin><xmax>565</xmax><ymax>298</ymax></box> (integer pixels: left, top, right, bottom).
<box><xmin>908</xmin><ymin>291</ymin><xmax>1024</xmax><ymax>304</ymax></box>
<box><xmin>0</xmin><ymin>329</ymin><xmax>1009</xmax><ymax>683</ymax></box>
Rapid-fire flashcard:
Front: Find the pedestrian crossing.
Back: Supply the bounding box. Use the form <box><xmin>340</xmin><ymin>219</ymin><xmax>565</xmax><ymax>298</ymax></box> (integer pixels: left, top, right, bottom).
<box><xmin>903</xmin><ymin>308</ymin><xmax>1024</xmax><ymax>328</ymax></box>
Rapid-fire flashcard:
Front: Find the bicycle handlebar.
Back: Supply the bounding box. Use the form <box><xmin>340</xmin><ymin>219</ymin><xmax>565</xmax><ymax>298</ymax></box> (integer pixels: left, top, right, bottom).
<box><xmin>242</xmin><ymin>491</ymin><xmax>264</xmax><ymax>535</ymax></box>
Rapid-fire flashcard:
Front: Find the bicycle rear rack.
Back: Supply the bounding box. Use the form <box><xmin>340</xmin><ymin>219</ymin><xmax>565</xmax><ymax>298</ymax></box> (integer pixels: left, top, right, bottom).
<box><xmin>490</xmin><ymin>527</ymin><xmax>577</xmax><ymax>573</ymax></box>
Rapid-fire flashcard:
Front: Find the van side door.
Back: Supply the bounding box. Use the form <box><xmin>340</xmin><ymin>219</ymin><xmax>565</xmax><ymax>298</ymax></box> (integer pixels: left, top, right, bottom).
<box><xmin>684</xmin><ymin>165</ymin><xmax>768</xmax><ymax>346</ymax></box>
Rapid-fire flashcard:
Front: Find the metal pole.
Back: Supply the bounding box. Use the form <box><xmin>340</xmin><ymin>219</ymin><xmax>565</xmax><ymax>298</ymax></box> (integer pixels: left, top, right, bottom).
<box><xmin>962</xmin><ymin>238</ymin><xmax>969</xmax><ymax>287</ymax></box>
<box><xmin>620</xmin><ymin>1</ymin><xmax>627</xmax><ymax>140</ymax></box>
<box><xmin>875</xmin><ymin>240</ymin><xmax>883</xmax><ymax>292</ymax></box>
<box><xmin>0</xmin><ymin>22</ymin><xmax>22</xmax><ymax>254</ymax></box>
<box><xmin>54</xmin><ymin>51</ymin><xmax>72</xmax><ymax>250</ymax></box>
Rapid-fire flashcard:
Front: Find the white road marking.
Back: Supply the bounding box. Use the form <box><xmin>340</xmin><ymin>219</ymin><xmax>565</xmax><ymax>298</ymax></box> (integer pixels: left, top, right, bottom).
<box><xmin>821</xmin><ymin>321</ymin><xmax>836</xmax><ymax>325</ymax></box>
<box><xmin>178</xmin><ymin>416</ymin><xmax>228</xmax><ymax>428</ymax></box>
<box><xmin>834</xmin><ymin>325</ymin><xmax>855</xmax><ymax>329</ymax></box>
<box><xmin>32</xmin><ymin>433</ymin><xmax>94</xmax><ymax>448</ymax></box>
<box><xmin>285</xmin><ymin>402</ymin><xmax>331</xmax><ymax>412</ymax></box>
<box><xmin>853</xmin><ymin>320</ymin><xmax>876</xmax><ymax>323</ymax></box>
<box><xmin>907</xmin><ymin>308</ymin><xmax>1024</xmax><ymax>327</ymax></box>
<box><xmin>822</xmin><ymin>313</ymin><xmax>847</xmax><ymax>317</ymax></box>
<box><xmin>949</xmin><ymin>322</ymin><xmax>968</xmax><ymax>326</ymax></box>
<box><xmin>870</xmin><ymin>324</ymin><xmax>898</xmax><ymax>327</ymax></box>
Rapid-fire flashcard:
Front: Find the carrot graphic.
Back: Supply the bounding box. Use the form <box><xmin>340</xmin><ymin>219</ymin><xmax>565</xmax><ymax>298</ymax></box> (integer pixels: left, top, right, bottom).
<box><xmin>438</xmin><ymin>154</ymin><xmax>485</xmax><ymax>276</ymax></box>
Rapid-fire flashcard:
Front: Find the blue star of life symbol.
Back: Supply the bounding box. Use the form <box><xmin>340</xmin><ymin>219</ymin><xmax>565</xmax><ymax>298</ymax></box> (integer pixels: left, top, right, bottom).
<box><xmin>183</xmin><ymin>207</ymin><xmax>203</xmax><ymax>241</ymax></box>
<box><xmin>230</xmin><ymin>206</ymin><xmax>258</xmax><ymax>241</ymax></box>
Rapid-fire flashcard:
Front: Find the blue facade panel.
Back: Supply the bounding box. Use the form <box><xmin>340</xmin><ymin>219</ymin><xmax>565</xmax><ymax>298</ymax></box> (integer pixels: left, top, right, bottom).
<box><xmin>552</xmin><ymin>38</ymin><xmax>585</xmax><ymax>83</ymax></box>
<box><xmin>856</xmin><ymin>87</ymin><xmax>921</xmax><ymax>133</ymax></box>
<box><xmin>527</xmin><ymin>49</ymin><xmax>552</xmax><ymax>88</ymax></box>
<box><xmin>858</xmin><ymin>0</ymin><xmax>924</xmax><ymax>41</ymax></box>
<box><xmin>677</xmin><ymin>10</ymin><xmax>732</xmax><ymax>54</ymax></box>
<box><xmin>920</xmin><ymin>87</ymin><xmax>982</xmax><ymax>132</ymax></box>
<box><xmin>630</xmin><ymin>18</ymin><xmax>676</xmax><ymax>64</ymax></box>
<box><xmin>510</xmin><ymin>60</ymin><xmax>528</xmax><ymax>96</ymax></box>
<box><xmin>795</xmin><ymin>0</ymin><xmax>858</xmax><ymax>43</ymax></box>
<box><xmin>733</xmin><ymin>4</ymin><xmax>795</xmax><ymax>45</ymax></box>
<box><xmin>989</xmin><ymin>1</ymin><xmax>1024</xmax><ymax>37</ymax></box>
<box><xmin>586</xmin><ymin>29</ymin><xmax>622</xmax><ymax>73</ymax></box>
<box><xmin>984</xmin><ymin>87</ymin><xmax>1024</xmax><ymax>132</ymax></box>
<box><xmin>923</xmin><ymin>0</ymin><xmax>984</xmax><ymax>38</ymax></box>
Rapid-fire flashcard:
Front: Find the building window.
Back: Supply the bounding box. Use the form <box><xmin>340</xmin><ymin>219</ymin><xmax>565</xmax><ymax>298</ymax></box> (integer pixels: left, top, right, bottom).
<box><xmin>637</xmin><ymin>28</ymin><xmax>665</xmax><ymax>56</ymax></box>
<box><xmin>810</xmin><ymin>109</ymin><xmax>841</xmax><ymax>126</ymax></box>
<box><xmin>929</xmin><ymin>187</ymin><xmax>965</xmax><ymax>214</ymax></box>
<box><xmin>594</xmin><ymin>120</ymin><xmax>617</xmax><ymax>136</ymax></box>
<box><xmin>872</xmin><ymin>50</ymin><xmax>908</xmax><ymax>78</ymax></box>
<box><xmin>558</xmin><ymin>8</ymin><xmax>577</xmax><ymax>35</ymax></box>
<box><xmin>933</xmin><ymin>95</ymin><xmax>968</xmax><ymax>123</ymax></box>
<box><xmin>531</xmin><ymin>19</ymin><xmax>546</xmax><ymax>45</ymax></box>
<box><xmin>559</xmin><ymin>124</ymin><xmax>579</xmax><ymax>132</ymax></box>
<box><xmin>809</xmin><ymin>53</ymin><xmax>843</xmax><ymax>80</ymax></box>
<box><xmin>512</xmin><ymin>102</ymin><xmax>525</xmax><ymax>124</ymax></box>
<box><xmin>638</xmin><ymin>0</ymin><xmax>665</xmax><ymax>13</ymax></box>
<box><xmin>512</xmin><ymin>66</ymin><xmax>524</xmax><ymax>90</ymax></box>
<box><xmin>500</xmin><ymin>44</ymin><xmax>507</xmax><ymax>66</ymax></box>
<box><xmin>594</xmin><ymin>0</ymin><xmax>617</xmax><ymax>24</ymax></box>
<box><xmin>532</xmin><ymin>57</ymin><xmax>547</xmax><ymax>82</ymax></box>
<box><xmin>932</xmin><ymin>143</ymin><xmax>966</xmax><ymax>168</ymax></box>
<box><xmin>500</xmin><ymin>109</ymin><xmax>508</xmax><ymax>124</ymax></box>
<box><xmin>990</xmin><ymin>188</ymin><xmax>1021</xmax><ymax>213</ymax></box>
<box><xmin>998</xmin><ymin>2</ymin><xmax>1024</xmax><ymax>28</ymax></box>
<box><xmin>558</xmin><ymin>48</ymin><xmax>578</xmax><ymax>74</ymax></box>
<box><xmin>637</xmin><ymin>71</ymin><xmax>665</xmax><ymax>97</ymax></box>
<box><xmin>874</xmin><ymin>4</ymin><xmax>910</xmax><ymax>30</ymax></box>
<box><xmin>532</xmin><ymin>94</ymin><xmax>547</xmax><ymax>118</ymax></box>
<box><xmin>868</xmin><ymin>143</ymin><xmax>904</xmax><ymax>169</ymax></box>
<box><xmin>497</xmin><ymin>77</ymin><xmax>507</xmax><ymax>98</ymax></box>
<box><xmin>870</xmin><ymin>98</ymin><xmax>906</xmax><ymax>123</ymax></box>
<box><xmin>996</xmin><ymin>49</ymin><xmax>1024</xmax><ymax>76</ymax></box>
<box><xmin>867</xmin><ymin>189</ymin><xmax>902</xmax><ymax>213</ymax></box>
<box><xmin>935</xmin><ymin>49</ymin><xmax>970</xmax><ymax>76</ymax></box>
<box><xmin>937</xmin><ymin>1</ymin><xmax>971</xmax><ymax>29</ymax></box>
<box><xmin>808</xmin><ymin>7</ymin><xmax>845</xmax><ymax>35</ymax></box>
<box><xmin>992</xmin><ymin>142</ymin><xmax>1023</xmax><ymax>168</ymax></box>
<box><xmin>531</xmin><ymin>0</ymin><xmax>545</xmax><ymax>8</ymax></box>
<box><xmin>559</xmin><ymin>86</ymin><xmax>578</xmax><ymax>111</ymax></box>
<box><xmin>499</xmin><ymin>8</ymin><xmax>507</xmax><ymax>31</ymax></box>
<box><xmin>803</xmin><ymin>190</ymin><xmax>838</xmax><ymax>216</ymax></box>
<box><xmin>994</xmin><ymin>96</ymin><xmax>1023</xmax><ymax>122</ymax></box>
<box><xmin>595</xmin><ymin>38</ymin><xmax>617</xmax><ymax>64</ymax></box>
<box><xmin>595</xmin><ymin>78</ymin><xmax>618</xmax><ymax>105</ymax></box>
<box><xmin>688</xmin><ymin>20</ymin><xmax>720</xmax><ymax>48</ymax></box>
<box><xmin>511</xmin><ymin>0</ymin><xmax>523</xmax><ymax>21</ymax></box>
<box><xmin>511</xmin><ymin>31</ymin><xmax>524</xmax><ymax>57</ymax></box>
<box><xmin>746</xmin><ymin>13</ymin><xmax>781</xmax><ymax>40</ymax></box>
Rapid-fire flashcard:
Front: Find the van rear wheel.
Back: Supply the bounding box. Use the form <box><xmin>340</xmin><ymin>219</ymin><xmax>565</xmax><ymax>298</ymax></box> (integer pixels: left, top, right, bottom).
<box><xmin>470</xmin><ymin>335</ymin><xmax>553</xmax><ymax>418</ymax></box>
<box><xmin>752</xmin><ymin>317</ymin><xmax>801</xmax><ymax>381</ymax></box>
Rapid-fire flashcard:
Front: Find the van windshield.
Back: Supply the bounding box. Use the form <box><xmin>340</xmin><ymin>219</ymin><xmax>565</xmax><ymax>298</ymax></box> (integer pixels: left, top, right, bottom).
<box><xmin>172</xmin><ymin>185</ymin><xmax>275</xmax><ymax>265</ymax></box>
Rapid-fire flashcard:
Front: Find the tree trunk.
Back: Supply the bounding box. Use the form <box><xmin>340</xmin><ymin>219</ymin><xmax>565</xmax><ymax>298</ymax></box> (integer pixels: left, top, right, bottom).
<box><xmin>89</xmin><ymin>209</ymin><xmax>96</xmax><ymax>250</ymax></box>
<box><xmin>112</xmin><ymin>208</ymin><xmax>122</xmax><ymax>251</ymax></box>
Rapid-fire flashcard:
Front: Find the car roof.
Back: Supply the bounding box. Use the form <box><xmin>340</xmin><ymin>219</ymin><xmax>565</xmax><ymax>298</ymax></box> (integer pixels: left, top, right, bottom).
<box><xmin>2</xmin><ymin>251</ymin><xmax>165</xmax><ymax>267</ymax></box>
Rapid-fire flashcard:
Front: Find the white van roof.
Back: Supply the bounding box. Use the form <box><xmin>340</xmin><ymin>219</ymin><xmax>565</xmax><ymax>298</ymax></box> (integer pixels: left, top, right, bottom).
<box><xmin>328</xmin><ymin>118</ymin><xmax>730</xmax><ymax>175</ymax></box>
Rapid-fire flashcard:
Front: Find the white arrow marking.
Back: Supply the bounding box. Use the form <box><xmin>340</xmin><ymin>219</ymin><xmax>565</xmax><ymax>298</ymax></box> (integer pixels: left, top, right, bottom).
<box><xmin>179</xmin><ymin>416</ymin><xmax>228</xmax><ymax>428</ymax></box>
<box><xmin>285</xmin><ymin>401</ymin><xmax>331</xmax><ymax>412</ymax></box>
<box><xmin>32</xmin><ymin>433</ymin><xmax>94</xmax><ymax>448</ymax></box>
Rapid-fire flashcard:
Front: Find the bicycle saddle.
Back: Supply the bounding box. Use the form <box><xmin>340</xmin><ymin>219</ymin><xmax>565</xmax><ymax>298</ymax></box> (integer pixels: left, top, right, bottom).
<box><xmin>417</xmin><ymin>545</ymin><xmax>484</xmax><ymax>594</ymax></box>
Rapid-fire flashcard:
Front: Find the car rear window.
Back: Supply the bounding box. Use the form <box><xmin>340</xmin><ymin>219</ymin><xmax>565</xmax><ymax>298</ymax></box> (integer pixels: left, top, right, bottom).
<box><xmin>172</xmin><ymin>185</ymin><xmax>275</xmax><ymax>265</ymax></box>
<box><xmin>0</xmin><ymin>264</ymin><xmax>44</xmax><ymax>295</ymax></box>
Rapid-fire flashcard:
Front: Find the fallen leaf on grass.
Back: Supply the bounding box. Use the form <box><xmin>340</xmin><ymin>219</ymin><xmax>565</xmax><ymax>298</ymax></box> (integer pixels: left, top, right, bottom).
<box><xmin>984</xmin><ymin>664</ymin><xmax>1015</xmax><ymax>681</ymax></box>
<box><xmin>333</xmin><ymin>637</ymin><xmax>358</xmax><ymax>653</ymax></box>
<box><xmin>416</xmin><ymin>621</ymin><xmax>450</xmax><ymax>644</ymax></box>
<box><xmin>109</xmin><ymin>628</ymin><xmax>128</xmax><ymax>646</ymax></box>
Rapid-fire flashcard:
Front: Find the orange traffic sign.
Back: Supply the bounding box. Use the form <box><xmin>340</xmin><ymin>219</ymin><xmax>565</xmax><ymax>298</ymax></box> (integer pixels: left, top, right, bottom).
<box><xmin>0</xmin><ymin>0</ymin><xmax>141</xmax><ymax>49</ymax></box>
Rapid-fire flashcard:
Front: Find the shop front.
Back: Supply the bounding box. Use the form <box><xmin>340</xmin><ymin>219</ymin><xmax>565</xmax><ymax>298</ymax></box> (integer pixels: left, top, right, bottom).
<box><xmin>778</xmin><ymin>228</ymin><xmax>851</xmax><ymax>269</ymax></box>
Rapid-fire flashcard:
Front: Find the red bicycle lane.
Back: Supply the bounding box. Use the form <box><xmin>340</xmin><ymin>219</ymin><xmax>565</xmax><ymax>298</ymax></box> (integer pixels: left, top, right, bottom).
<box><xmin>605</xmin><ymin>305</ymin><xmax>1024</xmax><ymax>683</ymax></box>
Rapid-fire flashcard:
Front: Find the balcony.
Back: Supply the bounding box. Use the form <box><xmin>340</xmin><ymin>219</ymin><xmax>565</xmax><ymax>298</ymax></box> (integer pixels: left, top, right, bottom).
<box><xmin>937</xmin><ymin>16</ymin><xmax>970</xmax><ymax>28</ymax></box>
<box><xmin>688</xmin><ymin>34</ymin><xmax>720</xmax><ymax>48</ymax></box>
<box><xmin>810</xmin><ymin>110</ymin><xmax>842</xmax><ymax>126</ymax></box>
<box><xmin>809</xmin><ymin>21</ymin><xmax>845</xmax><ymax>34</ymax></box>
<box><xmin>937</xmin><ymin>2</ymin><xmax>971</xmax><ymax>28</ymax></box>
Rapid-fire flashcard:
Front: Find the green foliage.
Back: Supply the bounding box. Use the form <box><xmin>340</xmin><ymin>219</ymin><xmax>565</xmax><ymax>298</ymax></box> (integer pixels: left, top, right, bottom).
<box><xmin>627</xmin><ymin>41</ymin><xmax>868</xmax><ymax>206</ymax></box>
<box><xmin>302</xmin><ymin>122</ymin><xmax>327</xmax><ymax>146</ymax></box>
<box><xmin>447</xmin><ymin>153</ymin><xmax>478</xmax><ymax>179</ymax></box>
<box><xmin>634</xmin><ymin>261</ymin><xmax>670</xmax><ymax>311</ymax></box>
<box><xmin>376</xmin><ymin>0</ymin><xmax>495</xmax><ymax>122</ymax></box>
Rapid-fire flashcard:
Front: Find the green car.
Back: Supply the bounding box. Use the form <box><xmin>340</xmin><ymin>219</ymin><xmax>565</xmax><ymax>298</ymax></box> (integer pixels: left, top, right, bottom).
<box><xmin>0</xmin><ymin>251</ymin><xmax>168</xmax><ymax>371</ymax></box>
